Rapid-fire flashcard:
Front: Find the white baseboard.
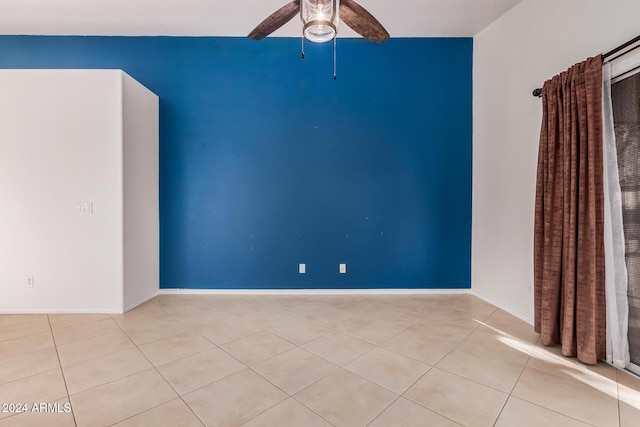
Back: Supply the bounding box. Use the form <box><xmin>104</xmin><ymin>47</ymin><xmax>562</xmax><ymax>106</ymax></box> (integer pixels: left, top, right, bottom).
<box><xmin>471</xmin><ymin>290</ymin><xmax>534</xmax><ymax>325</ymax></box>
<box><xmin>159</xmin><ymin>288</ymin><xmax>472</xmax><ymax>296</ymax></box>
<box><xmin>0</xmin><ymin>308</ymin><xmax>123</xmax><ymax>314</ymax></box>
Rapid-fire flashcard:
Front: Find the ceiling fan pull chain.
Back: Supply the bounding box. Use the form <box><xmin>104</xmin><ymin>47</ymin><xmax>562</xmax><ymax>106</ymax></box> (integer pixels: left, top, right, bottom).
<box><xmin>301</xmin><ymin>35</ymin><xmax>305</xmax><ymax>59</ymax></box>
<box><xmin>333</xmin><ymin>37</ymin><xmax>337</xmax><ymax>80</ymax></box>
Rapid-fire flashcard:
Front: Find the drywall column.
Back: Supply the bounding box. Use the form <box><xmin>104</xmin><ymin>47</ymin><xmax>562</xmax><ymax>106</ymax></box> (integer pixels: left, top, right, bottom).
<box><xmin>122</xmin><ymin>73</ymin><xmax>160</xmax><ymax>311</ymax></box>
<box><xmin>0</xmin><ymin>70</ymin><xmax>158</xmax><ymax>313</ymax></box>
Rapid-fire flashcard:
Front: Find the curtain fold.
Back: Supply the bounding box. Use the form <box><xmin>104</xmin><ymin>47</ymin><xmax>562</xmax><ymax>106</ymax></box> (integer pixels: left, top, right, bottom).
<box><xmin>602</xmin><ymin>61</ymin><xmax>631</xmax><ymax>368</ymax></box>
<box><xmin>534</xmin><ymin>55</ymin><xmax>606</xmax><ymax>365</ymax></box>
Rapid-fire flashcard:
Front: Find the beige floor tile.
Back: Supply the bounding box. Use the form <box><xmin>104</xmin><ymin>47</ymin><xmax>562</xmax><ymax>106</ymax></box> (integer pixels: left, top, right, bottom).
<box><xmin>63</xmin><ymin>347</ymin><xmax>152</xmax><ymax>395</ymax></box>
<box><xmin>338</xmin><ymin>316</ymin><xmax>404</xmax><ymax>345</ymax></box>
<box><xmin>366</xmin><ymin>307</ymin><xmax>423</xmax><ymax>329</ymax></box>
<box><xmin>138</xmin><ymin>332</ymin><xmax>215</xmax><ymax>366</ymax></box>
<box><xmin>617</xmin><ymin>370</ymin><xmax>640</xmax><ymax>427</ymax></box>
<box><xmin>52</xmin><ymin>318</ymin><xmax>122</xmax><ymax>346</ymax></box>
<box><xmin>221</xmin><ymin>331</ymin><xmax>295</xmax><ymax>366</ymax></box>
<box><xmin>381</xmin><ymin>329</ymin><xmax>458</xmax><ymax>365</ymax></box>
<box><xmin>110</xmin><ymin>309</ymin><xmax>179</xmax><ymax>332</ymax></box>
<box><xmin>0</xmin><ymin>331</ymin><xmax>54</xmax><ymax>362</ymax></box>
<box><xmin>167</xmin><ymin>305</ymin><xmax>225</xmax><ymax>327</ymax></box>
<box><xmin>116</xmin><ymin>318</ymin><xmax>191</xmax><ymax>346</ymax></box>
<box><xmin>151</xmin><ymin>294</ymin><xmax>210</xmax><ymax>309</ymax></box>
<box><xmin>184</xmin><ymin>368</ymin><xmax>287</xmax><ymax>427</ymax></box>
<box><xmin>382</xmin><ymin>296</ymin><xmax>439</xmax><ymax>317</ymax></box>
<box><xmin>0</xmin><ymin>317</ymin><xmax>50</xmax><ymax>342</ymax></box>
<box><xmin>305</xmin><ymin>307</ymin><xmax>363</xmax><ymax>330</ymax></box>
<box><xmin>192</xmin><ymin>317</ymin><xmax>263</xmax><ymax>345</ymax></box>
<box><xmin>0</xmin><ymin>398</ymin><xmax>74</xmax><ymax>427</ymax></box>
<box><xmin>344</xmin><ymin>347</ymin><xmax>431</xmax><ymax>394</ymax></box>
<box><xmin>332</xmin><ymin>296</ymin><xmax>388</xmax><ymax>317</ymax></box>
<box><xmin>0</xmin><ymin>314</ymin><xmax>48</xmax><ymax>328</ymax></box>
<box><xmin>404</xmin><ymin>367</ymin><xmax>508</xmax><ymax>427</ymax></box>
<box><xmin>368</xmin><ymin>397</ymin><xmax>462</xmax><ymax>427</ymax></box>
<box><xmin>528</xmin><ymin>341</ymin><xmax>618</xmax><ymax>382</ymax></box>
<box><xmin>56</xmin><ymin>330</ymin><xmax>135</xmax><ymax>366</ymax></box>
<box><xmin>481</xmin><ymin>309</ymin><xmax>539</xmax><ymax>344</ymax></box>
<box><xmin>450</xmin><ymin>294</ymin><xmax>498</xmax><ymax>317</ymax></box>
<box><xmin>241</xmin><ymin>307</ymin><xmax>300</xmax><ymax>327</ymax></box>
<box><xmin>0</xmin><ymin>347</ymin><xmax>60</xmax><ymax>384</ymax></box>
<box><xmin>423</xmin><ymin>307</ymin><xmax>488</xmax><ymax>329</ymax></box>
<box><xmin>512</xmin><ymin>366</ymin><xmax>619</xmax><ymax>427</ymax></box>
<box><xmin>2</xmin><ymin>295</ymin><xmax>632</xmax><ymax>427</ymax></box>
<box><xmin>265</xmin><ymin>296</ymin><xmax>316</xmax><ymax>311</ymax></box>
<box><xmin>294</xmin><ymin>368</ymin><xmax>397</xmax><ymax>427</ymax></box>
<box><xmin>48</xmin><ymin>314</ymin><xmax>111</xmax><ymax>330</ymax></box>
<box><xmin>408</xmin><ymin>319</ymin><xmax>476</xmax><ymax>344</ymax></box>
<box><xmin>157</xmin><ymin>347</ymin><xmax>245</xmax><ymax>395</ymax></box>
<box><xmin>494</xmin><ymin>396</ymin><xmax>591</xmax><ymax>427</ymax></box>
<box><xmin>152</xmin><ymin>296</ymin><xmax>213</xmax><ymax>313</ymax></box>
<box><xmin>251</xmin><ymin>305</ymin><xmax>309</xmax><ymax>326</ymax></box>
<box><xmin>108</xmin><ymin>315</ymin><xmax>166</xmax><ymax>333</ymax></box>
<box><xmin>70</xmin><ymin>369</ymin><xmax>177</xmax><ymax>427</ymax></box>
<box><xmin>0</xmin><ymin>369</ymin><xmax>68</xmax><ymax>421</ymax></box>
<box><xmin>458</xmin><ymin>327</ymin><xmax>533</xmax><ymax>364</ymax></box>
<box><xmin>253</xmin><ymin>347</ymin><xmax>337</xmax><ymax>395</ymax></box>
<box><xmin>112</xmin><ymin>398</ymin><xmax>204</xmax><ymax>427</ymax></box>
<box><xmin>123</xmin><ymin>300</ymin><xmax>164</xmax><ymax>313</ymax></box>
<box><xmin>620</xmin><ymin>399</ymin><xmax>640</xmax><ymax>427</ymax></box>
<box><xmin>435</xmin><ymin>344</ymin><xmax>526</xmax><ymax>393</ymax></box>
<box><xmin>241</xmin><ymin>398</ymin><xmax>332</xmax><ymax>427</ymax></box>
<box><xmin>302</xmin><ymin>330</ymin><xmax>374</xmax><ymax>366</ymax></box>
<box><xmin>261</xmin><ymin>313</ymin><xmax>328</xmax><ymax>345</ymax></box>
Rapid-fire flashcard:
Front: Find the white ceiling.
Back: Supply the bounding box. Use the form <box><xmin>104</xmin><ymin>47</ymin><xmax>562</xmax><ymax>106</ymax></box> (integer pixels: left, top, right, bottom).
<box><xmin>0</xmin><ymin>0</ymin><xmax>523</xmax><ymax>38</ymax></box>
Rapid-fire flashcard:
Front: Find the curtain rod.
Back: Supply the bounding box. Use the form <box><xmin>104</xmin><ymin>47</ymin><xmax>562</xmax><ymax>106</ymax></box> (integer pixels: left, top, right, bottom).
<box><xmin>532</xmin><ymin>34</ymin><xmax>640</xmax><ymax>98</ymax></box>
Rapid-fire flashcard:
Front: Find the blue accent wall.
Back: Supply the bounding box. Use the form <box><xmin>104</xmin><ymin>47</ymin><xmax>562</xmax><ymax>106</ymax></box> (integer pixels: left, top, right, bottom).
<box><xmin>0</xmin><ymin>36</ymin><xmax>472</xmax><ymax>290</ymax></box>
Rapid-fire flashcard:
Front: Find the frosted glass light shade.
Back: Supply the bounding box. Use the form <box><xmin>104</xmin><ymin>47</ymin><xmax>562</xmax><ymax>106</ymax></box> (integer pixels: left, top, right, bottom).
<box><xmin>301</xmin><ymin>0</ymin><xmax>339</xmax><ymax>43</ymax></box>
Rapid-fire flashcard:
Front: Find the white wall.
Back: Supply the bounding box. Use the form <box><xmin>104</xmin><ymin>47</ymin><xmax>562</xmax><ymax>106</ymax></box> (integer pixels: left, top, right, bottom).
<box><xmin>473</xmin><ymin>0</ymin><xmax>640</xmax><ymax>322</ymax></box>
<box><xmin>122</xmin><ymin>72</ymin><xmax>160</xmax><ymax>311</ymax></box>
<box><xmin>0</xmin><ymin>70</ymin><xmax>158</xmax><ymax>313</ymax></box>
<box><xmin>0</xmin><ymin>70</ymin><xmax>123</xmax><ymax>312</ymax></box>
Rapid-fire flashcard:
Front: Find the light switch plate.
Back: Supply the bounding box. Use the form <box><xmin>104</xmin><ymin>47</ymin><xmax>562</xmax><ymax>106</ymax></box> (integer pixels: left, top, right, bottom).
<box><xmin>77</xmin><ymin>202</ymin><xmax>93</xmax><ymax>214</ymax></box>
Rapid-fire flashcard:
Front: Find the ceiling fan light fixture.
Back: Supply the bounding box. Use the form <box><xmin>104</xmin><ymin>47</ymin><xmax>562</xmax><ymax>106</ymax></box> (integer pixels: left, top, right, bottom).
<box><xmin>301</xmin><ymin>0</ymin><xmax>339</xmax><ymax>43</ymax></box>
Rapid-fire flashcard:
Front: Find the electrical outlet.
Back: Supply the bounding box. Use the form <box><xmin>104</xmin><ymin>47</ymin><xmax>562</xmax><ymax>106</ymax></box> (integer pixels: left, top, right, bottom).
<box><xmin>299</xmin><ymin>263</ymin><xmax>306</xmax><ymax>274</ymax></box>
<box><xmin>26</xmin><ymin>276</ymin><xmax>35</xmax><ymax>288</ymax></box>
<box><xmin>339</xmin><ymin>263</ymin><xmax>347</xmax><ymax>274</ymax></box>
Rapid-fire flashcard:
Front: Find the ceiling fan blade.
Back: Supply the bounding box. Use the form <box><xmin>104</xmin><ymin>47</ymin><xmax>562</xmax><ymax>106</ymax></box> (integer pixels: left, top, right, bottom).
<box><xmin>340</xmin><ymin>0</ymin><xmax>389</xmax><ymax>43</ymax></box>
<box><xmin>248</xmin><ymin>0</ymin><xmax>301</xmax><ymax>40</ymax></box>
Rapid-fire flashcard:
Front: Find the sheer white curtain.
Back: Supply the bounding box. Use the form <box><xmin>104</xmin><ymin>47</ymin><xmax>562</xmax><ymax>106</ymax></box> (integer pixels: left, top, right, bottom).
<box><xmin>602</xmin><ymin>61</ymin><xmax>630</xmax><ymax>369</ymax></box>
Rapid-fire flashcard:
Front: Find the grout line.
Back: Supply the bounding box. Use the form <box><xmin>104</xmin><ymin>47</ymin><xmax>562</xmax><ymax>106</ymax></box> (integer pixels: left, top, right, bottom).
<box><xmin>108</xmin><ymin>312</ymin><xmax>206</xmax><ymax>427</ymax></box>
<box><xmin>45</xmin><ymin>314</ymin><xmax>79</xmax><ymax>427</ymax></box>
<box><xmin>55</xmin><ymin>332</ymin><xmax>136</xmax><ymax>369</ymax></box>
<box><xmin>0</xmin><ymin>320</ymin><xmax>51</xmax><ymax>343</ymax></box>
<box><xmin>501</xmin><ymin>395</ymin><xmax>599</xmax><ymax>427</ymax></box>
<box><xmin>286</xmin><ymin>395</ymin><xmax>338</xmax><ymax>427</ymax></box>
<box><xmin>507</xmin><ymin>351</ymin><xmax>605</xmax><ymax>427</ymax></box>
<box><xmin>0</xmin><ymin>333</ymin><xmax>56</xmax><ymax>364</ymax></box>
<box><xmin>362</xmin><ymin>392</ymin><xmax>403</xmax><ymax>427</ymax></box>
<box><xmin>144</xmin><ymin>297</ymin><xmax>305</xmax><ymax>424</ymax></box>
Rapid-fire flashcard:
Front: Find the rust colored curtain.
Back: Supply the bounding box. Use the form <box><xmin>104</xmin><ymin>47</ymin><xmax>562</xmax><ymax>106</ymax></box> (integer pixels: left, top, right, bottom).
<box><xmin>534</xmin><ymin>55</ymin><xmax>606</xmax><ymax>365</ymax></box>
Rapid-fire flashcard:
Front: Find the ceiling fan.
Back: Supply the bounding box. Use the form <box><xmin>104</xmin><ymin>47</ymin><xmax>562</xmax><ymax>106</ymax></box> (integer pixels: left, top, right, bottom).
<box><xmin>248</xmin><ymin>0</ymin><xmax>390</xmax><ymax>44</ymax></box>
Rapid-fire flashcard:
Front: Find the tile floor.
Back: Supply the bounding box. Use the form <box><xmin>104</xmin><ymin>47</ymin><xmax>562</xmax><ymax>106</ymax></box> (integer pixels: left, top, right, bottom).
<box><xmin>0</xmin><ymin>293</ymin><xmax>639</xmax><ymax>426</ymax></box>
